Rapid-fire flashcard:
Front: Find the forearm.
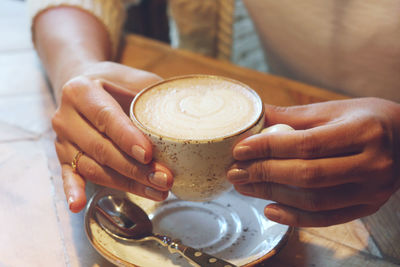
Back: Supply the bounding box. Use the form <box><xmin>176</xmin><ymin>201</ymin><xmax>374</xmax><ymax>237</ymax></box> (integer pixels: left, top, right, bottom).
<box><xmin>34</xmin><ymin>7</ymin><xmax>112</xmax><ymax>98</ymax></box>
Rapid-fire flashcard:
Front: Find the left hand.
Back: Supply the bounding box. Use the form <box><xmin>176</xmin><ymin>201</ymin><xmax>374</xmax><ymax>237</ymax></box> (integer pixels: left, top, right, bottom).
<box><xmin>227</xmin><ymin>97</ymin><xmax>400</xmax><ymax>227</ymax></box>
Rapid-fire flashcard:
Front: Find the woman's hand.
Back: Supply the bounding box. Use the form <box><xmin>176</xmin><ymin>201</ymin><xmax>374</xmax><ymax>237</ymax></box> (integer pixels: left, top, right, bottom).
<box><xmin>53</xmin><ymin>62</ymin><xmax>173</xmax><ymax>213</ymax></box>
<box><xmin>32</xmin><ymin>7</ymin><xmax>173</xmax><ymax>213</ymax></box>
<box><xmin>227</xmin><ymin>97</ymin><xmax>400</xmax><ymax>227</ymax></box>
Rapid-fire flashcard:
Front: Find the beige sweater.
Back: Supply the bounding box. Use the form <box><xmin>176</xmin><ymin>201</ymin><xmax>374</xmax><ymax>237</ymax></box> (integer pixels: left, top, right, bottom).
<box><xmin>28</xmin><ymin>0</ymin><xmax>127</xmax><ymax>58</ymax></box>
<box><xmin>27</xmin><ymin>0</ymin><xmax>266</xmax><ymax>69</ymax></box>
<box><xmin>28</xmin><ymin>0</ymin><xmax>399</xmax><ymax>101</ymax></box>
<box><xmin>245</xmin><ymin>0</ymin><xmax>400</xmax><ymax>102</ymax></box>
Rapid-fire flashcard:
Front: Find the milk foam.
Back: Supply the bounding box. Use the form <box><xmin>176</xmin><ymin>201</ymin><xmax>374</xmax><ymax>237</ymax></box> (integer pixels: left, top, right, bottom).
<box><xmin>134</xmin><ymin>77</ymin><xmax>262</xmax><ymax>140</ymax></box>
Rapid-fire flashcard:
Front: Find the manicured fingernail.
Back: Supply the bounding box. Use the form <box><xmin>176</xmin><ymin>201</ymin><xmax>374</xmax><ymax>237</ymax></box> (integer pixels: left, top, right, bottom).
<box><xmin>235</xmin><ymin>184</ymin><xmax>254</xmax><ymax>194</ymax></box>
<box><xmin>227</xmin><ymin>168</ymin><xmax>249</xmax><ymax>184</ymax></box>
<box><xmin>233</xmin><ymin>146</ymin><xmax>253</xmax><ymax>160</ymax></box>
<box><xmin>265</xmin><ymin>206</ymin><xmax>281</xmax><ymax>221</ymax></box>
<box><xmin>67</xmin><ymin>196</ymin><xmax>74</xmax><ymax>210</ymax></box>
<box><xmin>145</xmin><ymin>187</ymin><xmax>165</xmax><ymax>200</ymax></box>
<box><xmin>148</xmin><ymin>172</ymin><xmax>169</xmax><ymax>188</ymax></box>
<box><xmin>132</xmin><ymin>145</ymin><xmax>146</xmax><ymax>163</ymax></box>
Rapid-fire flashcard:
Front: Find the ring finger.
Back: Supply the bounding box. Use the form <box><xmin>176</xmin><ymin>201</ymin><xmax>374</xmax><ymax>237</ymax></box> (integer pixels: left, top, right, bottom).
<box><xmin>56</xmin><ymin>140</ymin><xmax>169</xmax><ymax>201</ymax></box>
<box><xmin>54</xmin><ymin>110</ymin><xmax>172</xmax><ymax>190</ymax></box>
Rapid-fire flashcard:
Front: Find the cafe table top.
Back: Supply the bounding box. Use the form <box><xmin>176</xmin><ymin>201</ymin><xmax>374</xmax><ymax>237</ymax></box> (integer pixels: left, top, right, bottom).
<box><xmin>1</xmin><ymin>1</ymin><xmax>399</xmax><ymax>266</ymax></box>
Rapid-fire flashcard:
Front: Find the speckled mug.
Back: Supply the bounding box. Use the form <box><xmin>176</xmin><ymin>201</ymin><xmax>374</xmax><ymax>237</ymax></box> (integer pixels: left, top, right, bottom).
<box><xmin>130</xmin><ymin>75</ymin><xmax>265</xmax><ymax>201</ymax></box>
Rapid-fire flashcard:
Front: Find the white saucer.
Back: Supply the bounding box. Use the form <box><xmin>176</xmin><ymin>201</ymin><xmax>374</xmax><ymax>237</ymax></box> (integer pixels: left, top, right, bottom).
<box><xmin>85</xmin><ymin>188</ymin><xmax>292</xmax><ymax>267</ymax></box>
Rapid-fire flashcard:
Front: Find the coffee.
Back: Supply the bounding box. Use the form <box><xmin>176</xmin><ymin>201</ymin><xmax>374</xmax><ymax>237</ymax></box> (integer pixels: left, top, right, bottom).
<box><xmin>131</xmin><ymin>75</ymin><xmax>264</xmax><ymax>201</ymax></box>
<box><xmin>133</xmin><ymin>77</ymin><xmax>261</xmax><ymax>140</ymax></box>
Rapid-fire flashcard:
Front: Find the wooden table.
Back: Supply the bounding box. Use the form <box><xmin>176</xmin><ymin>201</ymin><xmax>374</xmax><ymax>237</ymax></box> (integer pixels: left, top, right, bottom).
<box><xmin>1</xmin><ymin>1</ymin><xmax>399</xmax><ymax>266</ymax></box>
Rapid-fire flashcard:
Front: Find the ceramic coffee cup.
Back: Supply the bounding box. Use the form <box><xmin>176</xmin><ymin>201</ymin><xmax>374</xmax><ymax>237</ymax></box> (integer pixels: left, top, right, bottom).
<box><xmin>130</xmin><ymin>75</ymin><xmax>264</xmax><ymax>201</ymax></box>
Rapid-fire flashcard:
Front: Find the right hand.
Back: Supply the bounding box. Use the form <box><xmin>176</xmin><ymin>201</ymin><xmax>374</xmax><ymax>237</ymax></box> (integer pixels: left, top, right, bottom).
<box><xmin>52</xmin><ymin>61</ymin><xmax>174</xmax><ymax>213</ymax></box>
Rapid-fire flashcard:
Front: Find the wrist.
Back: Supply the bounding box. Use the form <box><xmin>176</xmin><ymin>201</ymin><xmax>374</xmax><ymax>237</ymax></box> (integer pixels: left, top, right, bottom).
<box><xmin>34</xmin><ymin>6</ymin><xmax>112</xmax><ymax>94</ymax></box>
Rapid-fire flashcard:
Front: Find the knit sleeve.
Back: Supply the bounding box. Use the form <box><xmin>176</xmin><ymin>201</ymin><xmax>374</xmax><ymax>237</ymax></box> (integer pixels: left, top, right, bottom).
<box><xmin>27</xmin><ymin>0</ymin><xmax>126</xmax><ymax>59</ymax></box>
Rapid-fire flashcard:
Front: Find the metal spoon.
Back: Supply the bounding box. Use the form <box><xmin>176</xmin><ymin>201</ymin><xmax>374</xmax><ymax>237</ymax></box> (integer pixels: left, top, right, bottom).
<box><xmin>93</xmin><ymin>195</ymin><xmax>237</xmax><ymax>267</ymax></box>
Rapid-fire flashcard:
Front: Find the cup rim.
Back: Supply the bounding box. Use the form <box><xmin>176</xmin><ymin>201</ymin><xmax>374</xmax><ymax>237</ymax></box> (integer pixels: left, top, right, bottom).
<box><xmin>130</xmin><ymin>74</ymin><xmax>265</xmax><ymax>143</ymax></box>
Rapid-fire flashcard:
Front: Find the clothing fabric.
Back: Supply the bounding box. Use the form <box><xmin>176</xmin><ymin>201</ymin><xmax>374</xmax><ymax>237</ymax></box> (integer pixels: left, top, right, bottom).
<box><xmin>245</xmin><ymin>0</ymin><xmax>400</xmax><ymax>101</ymax></box>
<box><xmin>168</xmin><ymin>0</ymin><xmax>268</xmax><ymax>72</ymax></box>
<box><xmin>28</xmin><ymin>0</ymin><xmax>127</xmax><ymax>58</ymax></box>
<box><xmin>27</xmin><ymin>0</ymin><xmax>266</xmax><ymax>70</ymax></box>
<box><xmin>28</xmin><ymin>0</ymin><xmax>399</xmax><ymax>101</ymax></box>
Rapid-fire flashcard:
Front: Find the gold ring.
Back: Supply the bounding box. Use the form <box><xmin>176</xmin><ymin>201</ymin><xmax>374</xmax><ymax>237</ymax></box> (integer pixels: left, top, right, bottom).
<box><xmin>71</xmin><ymin>151</ymin><xmax>83</xmax><ymax>173</ymax></box>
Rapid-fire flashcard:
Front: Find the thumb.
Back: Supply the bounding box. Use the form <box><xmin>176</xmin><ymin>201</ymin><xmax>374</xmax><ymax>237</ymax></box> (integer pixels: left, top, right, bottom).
<box><xmin>264</xmin><ymin>103</ymin><xmax>337</xmax><ymax>129</ymax></box>
<box><xmin>99</xmin><ymin>70</ymin><xmax>162</xmax><ymax>114</ymax></box>
<box><xmin>83</xmin><ymin>62</ymin><xmax>163</xmax><ymax>114</ymax></box>
<box><xmin>105</xmin><ymin>66</ymin><xmax>162</xmax><ymax>93</ymax></box>
<box><xmin>101</xmin><ymin>80</ymin><xmax>139</xmax><ymax>114</ymax></box>
<box><xmin>86</xmin><ymin>62</ymin><xmax>162</xmax><ymax>93</ymax></box>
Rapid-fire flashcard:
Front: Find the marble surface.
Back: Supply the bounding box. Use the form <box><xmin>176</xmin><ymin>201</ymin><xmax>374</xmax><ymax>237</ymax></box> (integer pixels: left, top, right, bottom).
<box><xmin>0</xmin><ymin>1</ymin><xmax>111</xmax><ymax>266</ymax></box>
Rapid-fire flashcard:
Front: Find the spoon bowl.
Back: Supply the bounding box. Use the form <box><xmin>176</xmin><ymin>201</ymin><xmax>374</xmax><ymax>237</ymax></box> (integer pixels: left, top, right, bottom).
<box><xmin>93</xmin><ymin>194</ymin><xmax>237</xmax><ymax>267</ymax></box>
<box><xmin>95</xmin><ymin>195</ymin><xmax>152</xmax><ymax>240</ymax></box>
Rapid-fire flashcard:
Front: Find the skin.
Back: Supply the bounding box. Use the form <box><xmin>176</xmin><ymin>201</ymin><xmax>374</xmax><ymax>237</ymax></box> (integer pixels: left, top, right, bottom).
<box><xmin>34</xmin><ymin>7</ymin><xmax>400</xmax><ymax>228</ymax></box>
<box><xmin>228</xmin><ymin>98</ymin><xmax>400</xmax><ymax>227</ymax></box>
<box><xmin>34</xmin><ymin>7</ymin><xmax>173</xmax><ymax>213</ymax></box>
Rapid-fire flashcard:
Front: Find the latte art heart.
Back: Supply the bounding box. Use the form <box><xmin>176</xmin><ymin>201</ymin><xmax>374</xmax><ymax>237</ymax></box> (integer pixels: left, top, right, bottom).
<box><xmin>134</xmin><ymin>76</ymin><xmax>262</xmax><ymax>140</ymax></box>
<box><xmin>179</xmin><ymin>95</ymin><xmax>225</xmax><ymax>118</ymax></box>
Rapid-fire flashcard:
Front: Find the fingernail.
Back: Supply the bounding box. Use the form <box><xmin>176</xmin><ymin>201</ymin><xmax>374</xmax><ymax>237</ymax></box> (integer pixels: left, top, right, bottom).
<box><xmin>265</xmin><ymin>206</ymin><xmax>281</xmax><ymax>221</ymax></box>
<box><xmin>261</xmin><ymin>124</ymin><xmax>294</xmax><ymax>134</ymax></box>
<box><xmin>145</xmin><ymin>187</ymin><xmax>165</xmax><ymax>200</ymax></box>
<box><xmin>227</xmin><ymin>168</ymin><xmax>249</xmax><ymax>184</ymax></box>
<box><xmin>235</xmin><ymin>184</ymin><xmax>254</xmax><ymax>194</ymax></box>
<box><xmin>67</xmin><ymin>196</ymin><xmax>74</xmax><ymax>210</ymax></box>
<box><xmin>132</xmin><ymin>145</ymin><xmax>146</xmax><ymax>163</ymax></box>
<box><xmin>233</xmin><ymin>146</ymin><xmax>253</xmax><ymax>160</ymax></box>
<box><xmin>148</xmin><ymin>172</ymin><xmax>169</xmax><ymax>188</ymax></box>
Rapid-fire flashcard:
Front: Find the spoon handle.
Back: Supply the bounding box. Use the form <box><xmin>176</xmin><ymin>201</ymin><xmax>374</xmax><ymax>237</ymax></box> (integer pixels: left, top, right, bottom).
<box><xmin>152</xmin><ymin>234</ymin><xmax>237</xmax><ymax>267</ymax></box>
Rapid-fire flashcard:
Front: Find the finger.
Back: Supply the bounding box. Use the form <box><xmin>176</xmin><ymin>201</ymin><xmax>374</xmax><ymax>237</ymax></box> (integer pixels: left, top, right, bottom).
<box><xmin>263</xmin><ymin>100</ymin><xmax>350</xmax><ymax>129</ymax></box>
<box><xmin>62</xmin><ymin>77</ymin><xmax>152</xmax><ymax>164</ymax></box>
<box><xmin>55</xmin><ymin>138</ymin><xmax>173</xmax><ymax>191</ymax></box>
<box><xmin>101</xmin><ymin>78</ymin><xmax>160</xmax><ymax>115</ymax></box>
<box><xmin>61</xmin><ymin>164</ymin><xmax>87</xmax><ymax>213</ymax></box>
<box><xmin>56</xmin><ymin>139</ymin><xmax>169</xmax><ymax>201</ymax></box>
<box><xmin>228</xmin><ymin>154</ymin><xmax>366</xmax><ymax>188</ymax></box>
<box><xmin>261</xmin><ymin>124</ymin><xmax>294</xmax><ymax>134</ymax></box>
<box><xmin>264</xmin><ymin>203</ymin><xmax>378</xmax><ymax>227</ymax></box>
<box><xmin>83</xmin><ymin>62</ymin><xmax>162</xmax><ymax>92</ymax></box>
<box><xmin>82</xmin><ymin>63</ymin><xmax>162</xmax><ymax>114</ymax></box>
<box><xmin>101</xmin><ymin>80</ymin><xmax>137</xmax><ymax>115</ymax></box>
<box><xmin>75</xmin><ymin>152</ymin><xmax>169</xmax><ymax>201</ymax></box>
<box><xmin>55</xmin><ymin>139</ymin><xmax>87</xmax><ymax>212</ymax></box>
<box><xmin>233</xmin><ymin>118</ymin><xmax>365</xmax><ymax>160</ymax></box>
<box><xmin>234</xmin><ymin>182</ymin><xmax>371</xmax><ymax>212</ymax></box>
